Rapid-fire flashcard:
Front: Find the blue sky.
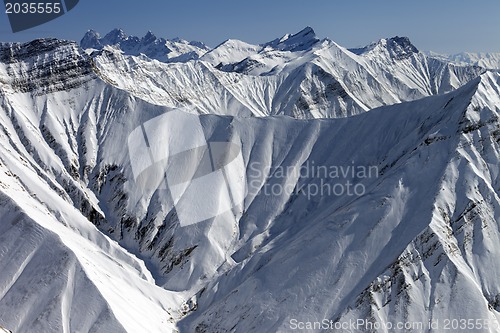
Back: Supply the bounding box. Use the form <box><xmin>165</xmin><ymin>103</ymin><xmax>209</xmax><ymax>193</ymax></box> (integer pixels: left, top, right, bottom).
<box><xmin>0</xmin><ymin>0</ymin><xmax>499</xmax><ymax>53</ymax></box>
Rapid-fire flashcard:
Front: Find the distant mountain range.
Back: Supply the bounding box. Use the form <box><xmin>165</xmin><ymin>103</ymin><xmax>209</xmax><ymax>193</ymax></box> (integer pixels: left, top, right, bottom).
<box><xmin>80</xmin><ymin>27</ymin><xmax>485</xmax><ymax>118</ymax></box>
<box><xmin>81</xmin><ymin>28</ymin><xmax>210</xmax><ymax>62</ymax></box>
<box><xmin>425</xmin><ymin>50</ymin><xmax>500</xmax><ymax>70</ymax></box>
<box><xmin>82</xmin><ymin>27</ymin><xmax>500</xmax><ymax>70</ymax></box>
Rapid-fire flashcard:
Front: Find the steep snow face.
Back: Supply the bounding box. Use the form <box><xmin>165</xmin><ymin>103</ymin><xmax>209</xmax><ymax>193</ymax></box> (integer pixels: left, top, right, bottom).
<box><xmin>80</xmin><ymin>29</ymin><xmax>210</xmax><ymax>63</ymax></box>
<box><xmin>426</xmin><ymin>51</ymin><xmax>500</xmax><ymax>70</ymax></box>
<box><xmin>0</xmin><ymin>188</ymin><xmax>183</xmax><ymax>333</ymax></box>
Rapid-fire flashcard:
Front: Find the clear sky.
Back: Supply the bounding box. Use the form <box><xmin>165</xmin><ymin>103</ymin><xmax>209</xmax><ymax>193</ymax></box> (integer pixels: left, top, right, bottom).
<box><xmin>0</xmin><ymin>0</ymin><xmax>499</xmax><ymax>53</ymax></box>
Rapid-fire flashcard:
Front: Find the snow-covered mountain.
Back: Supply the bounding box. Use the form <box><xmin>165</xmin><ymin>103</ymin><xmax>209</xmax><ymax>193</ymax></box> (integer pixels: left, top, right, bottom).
<box><xmin>426</xmin><ymin>51</ymin><xmax>500</xmax><ymax>70</ymax></box>
<box><xmin>81</xmin><ymin>29</ymin><xmax>210</xmax><ymax>63</ymax></box>
<box><xmin>0</xmin><ymin>29</ymin><xmax>500</xmax><ymax>333</ymax></box>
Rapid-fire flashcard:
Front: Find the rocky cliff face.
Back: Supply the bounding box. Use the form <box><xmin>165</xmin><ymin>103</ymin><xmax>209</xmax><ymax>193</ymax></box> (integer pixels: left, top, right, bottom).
<box><xmin>0</xmin><ymin>39</ymin><xmax>95</xmax><ymax>94</ymax></box>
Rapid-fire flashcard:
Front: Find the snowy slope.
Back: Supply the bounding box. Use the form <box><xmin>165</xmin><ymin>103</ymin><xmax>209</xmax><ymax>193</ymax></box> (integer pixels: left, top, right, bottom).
<box><xmin>0</xmin><ymin>34</ymin><xmax>500</xmax><ymax>333</ymax></box>
<box><xmin>0</xmin><ymin>178</ymin><xmax>184</xmax><ymax>333</ymax></box>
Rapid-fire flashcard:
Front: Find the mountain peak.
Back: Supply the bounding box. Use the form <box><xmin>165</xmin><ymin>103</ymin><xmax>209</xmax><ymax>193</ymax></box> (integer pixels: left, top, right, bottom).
<box><xmin>101</xmin><ymin>28</ymin><xmax>126</xmax><ymax>45</ymax></box>
<box><xmin>143</xmin><ymin>30</ymin><xmax>156</xmax><ymax>41</ymax></box>
<box><xmin>263</xmin><ymin>26</ymin><xmax>319</xmax><ymax>52</ymax></box>
<box><xmin>84</xmin><ymin>29</ymin><xmax>99</xmax><ymax>37</ymax></box>
<box><xmin>81</xmin><ymin>30</ymin><xmax>101</xmax><ymax>49</ymax></box>
<box><xmin>384</xmin><ymin>36</ymin><xmax>418</xmax><ymax>56</ymax></box>
<box><xmin>297</xmin><ymin>26</ymin><xmax>315</xmax><ymax>37</ymax></box>
<box><xmin>350</xmin><ymin>36</ymin><xmax>418</xmax><ymax>59</ymax></box>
